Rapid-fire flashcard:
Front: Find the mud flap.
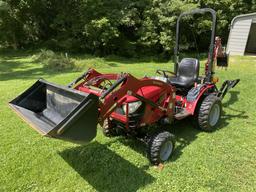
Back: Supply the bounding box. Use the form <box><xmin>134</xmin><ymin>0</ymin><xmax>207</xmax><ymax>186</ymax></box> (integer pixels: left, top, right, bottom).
<box><xmin>9</xmin><ymin>79</ymin><xmax>99</xmax><ymax>144</ymax></box>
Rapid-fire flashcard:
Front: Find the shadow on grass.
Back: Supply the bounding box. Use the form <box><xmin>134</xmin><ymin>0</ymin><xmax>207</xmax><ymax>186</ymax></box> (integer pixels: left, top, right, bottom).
<box><xmin>59</xmin><ymin>141</ymin><xmax>155</xmax><ymax>192</ymax></box>
<box><xmin>0</xmin><ymin>50</ymin><xmax>171</xmax><ymax>81</ymax></box>
<box><xmin>0</xmin><ymin>57</ymin><xmax>75</xmax><ymax>81</ymax></box>
<box><xmin>0</xmin><ymin>50</ymin><xmax>86</xmax><ymax>81</ymax></box>
<box><xmin>57</xmin><ymin>91</ymin><xmax>245</xmax><ymax>192</ymax></box>
<box><xmin>0</xmin><ymin>49</ymin><xmax>36</xmax><ymax>59</ymax></box>
<box><xmin>171</xmin><ymin>119</ymin><xmax>199</xmax><ymax>161</ymax></box>
<box><xmin>220</xmin><ymin>90</ymin><xmax>248</xmax><ymax>128</ymax></box>
<box><xmin>0</xmin><ymin>65</ymin><xmax>71</xmax><ymax>81</ymax></box>
<box><xmin>75</xmin><ymin>54</ymin><xmax>172</xmax><ymax>65</ymax></box>
<box><xmin>118</xmin><ymin>119</ymin><xmax>199</xmax><ymax>163</ymax></box>
<box><xmin>223</xmin><ymin>90</ymin><xmax>240</xmax><ymax>108</ymax></box>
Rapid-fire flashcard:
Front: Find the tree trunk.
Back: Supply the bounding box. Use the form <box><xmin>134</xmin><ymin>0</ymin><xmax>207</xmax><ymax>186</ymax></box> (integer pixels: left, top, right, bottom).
<box><xmin>11</xmin><ymin>33</ymin><xmax>18</xmax><ymax>50</ymax></box>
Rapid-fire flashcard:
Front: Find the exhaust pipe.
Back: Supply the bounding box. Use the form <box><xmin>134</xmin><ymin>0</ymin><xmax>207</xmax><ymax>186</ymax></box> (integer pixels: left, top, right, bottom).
<box><xmin>9</xmin><ymin>79</ymin><xmax>99</xmax><ymax>144</ymax></box>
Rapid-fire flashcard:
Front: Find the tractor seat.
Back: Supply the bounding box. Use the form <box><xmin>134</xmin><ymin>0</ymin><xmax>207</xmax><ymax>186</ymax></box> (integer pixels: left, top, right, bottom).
<box><xmin>169</xmin><ymin>58</ymin><xmax>199</xmax><ymax>88</ymax></box>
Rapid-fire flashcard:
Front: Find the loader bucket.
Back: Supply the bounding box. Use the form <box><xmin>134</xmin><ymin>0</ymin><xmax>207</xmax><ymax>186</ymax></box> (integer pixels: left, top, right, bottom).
<box><xmin>9</xmin><ymin>79</ymin><xmax>99</xmax><ymax>144</ymax></box>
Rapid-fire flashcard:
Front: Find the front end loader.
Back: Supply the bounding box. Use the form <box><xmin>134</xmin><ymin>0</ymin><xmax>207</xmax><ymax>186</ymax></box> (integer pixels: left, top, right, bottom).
<box><xmin>9</xmin><ymin>79</ymin><xmax>99</xmax><ymax>143</ymax></box>
<box><xmin>9</xmin><ymin>8</ymin><xmax>240</xmax><ymax>165</ymax></box>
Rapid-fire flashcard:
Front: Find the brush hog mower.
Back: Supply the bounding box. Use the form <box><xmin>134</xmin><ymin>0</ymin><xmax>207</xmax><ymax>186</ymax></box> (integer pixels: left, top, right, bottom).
<box><xmin>10</xmin><ymin>8</ymin><xmax>240</xmax><ymax>165</ymax></box>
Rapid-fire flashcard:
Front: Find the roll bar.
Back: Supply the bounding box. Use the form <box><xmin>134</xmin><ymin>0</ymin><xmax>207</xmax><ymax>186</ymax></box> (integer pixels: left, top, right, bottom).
<box><xmin>174</xmin><ymin>8</ymin><xmax>217</xmax><ymax>82</ymax></box>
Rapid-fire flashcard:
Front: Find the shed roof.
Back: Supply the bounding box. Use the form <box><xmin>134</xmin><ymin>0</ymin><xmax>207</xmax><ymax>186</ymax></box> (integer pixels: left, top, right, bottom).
<box><xmin>227</xmin><ymin>12</ymin><xmax>256</xmax><ymax>55</ymax></box>
<box><xmin>231</xmin><ymin>12</ymin><xmax>256</xmax><ymax>27</ymax></box>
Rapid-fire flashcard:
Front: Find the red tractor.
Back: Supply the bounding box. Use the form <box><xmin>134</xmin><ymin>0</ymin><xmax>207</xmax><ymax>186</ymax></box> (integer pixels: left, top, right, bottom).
<box><xmin>10</xmin><ymin>8</ymin><xmax>239</xmax><ymax>165</ymax></box>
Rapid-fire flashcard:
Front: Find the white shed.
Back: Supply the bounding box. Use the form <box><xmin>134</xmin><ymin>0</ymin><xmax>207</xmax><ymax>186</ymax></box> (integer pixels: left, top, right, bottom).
<box><xmin>227</xmin><ymin>13</ymin><xmax>256</xmax><ymax>55</ymax></box>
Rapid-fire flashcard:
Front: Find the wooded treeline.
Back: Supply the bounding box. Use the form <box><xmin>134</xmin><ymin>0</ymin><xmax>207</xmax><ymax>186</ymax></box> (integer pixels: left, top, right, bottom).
<box><xmin>0</xmin><ymin>0</ymin><xmax>255</xmax><ymax>57</ymax></box>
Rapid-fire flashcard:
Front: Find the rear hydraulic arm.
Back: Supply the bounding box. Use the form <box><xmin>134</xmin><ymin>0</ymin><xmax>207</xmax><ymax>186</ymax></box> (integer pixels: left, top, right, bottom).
<box><xmin>218</xmin><ymin>79</ymin><xmax>240</xmax><ymax>99</ymax></box>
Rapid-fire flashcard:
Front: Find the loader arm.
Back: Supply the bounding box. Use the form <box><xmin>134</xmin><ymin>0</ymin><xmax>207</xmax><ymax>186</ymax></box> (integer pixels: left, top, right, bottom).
<box><xmin>95</xmin><ymin>74</ymin><xmax>175</xmax><ymax>126</ymax></box>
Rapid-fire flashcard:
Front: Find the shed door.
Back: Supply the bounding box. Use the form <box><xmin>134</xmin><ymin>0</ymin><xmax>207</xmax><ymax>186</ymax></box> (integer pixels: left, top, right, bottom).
<box><xmin>246</xmin><ymin>23</ymin><xmax>256</xmax><ymax>54</ymax></box>
<box><xmin>227</xmin><ymin>18</ymin><xmax>252</xmax><ymax>55</ymax></box>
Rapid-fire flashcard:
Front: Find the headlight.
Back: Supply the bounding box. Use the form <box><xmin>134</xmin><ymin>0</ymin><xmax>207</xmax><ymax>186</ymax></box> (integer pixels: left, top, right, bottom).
<box><xmin>122</xmin><ymin>101</ymin><xmax>142</xmax><ymax>114</ymax></box>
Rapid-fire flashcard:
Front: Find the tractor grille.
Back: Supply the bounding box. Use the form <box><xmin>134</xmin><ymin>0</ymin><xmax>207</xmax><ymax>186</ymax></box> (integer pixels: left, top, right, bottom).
<box><xmin>128</xmin><ymin>113</ymin><xmax>144</xmax><ymax>129</ymax></box>
<box><xmin>113</xmin><ymin>104</ymin><xmax>145</xmax><ymax>131</ymax></box>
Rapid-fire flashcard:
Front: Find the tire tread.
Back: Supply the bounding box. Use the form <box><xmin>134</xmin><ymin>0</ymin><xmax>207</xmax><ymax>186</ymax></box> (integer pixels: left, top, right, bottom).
<box><xmin>148</xmin><ymin>131</ymin><xmax>175</xmax><ymax>165</ymax></box>
<box><xmin>198</xmin><ymin>94</ymin><xmax>222</xmax><ymax>132</ymax></box>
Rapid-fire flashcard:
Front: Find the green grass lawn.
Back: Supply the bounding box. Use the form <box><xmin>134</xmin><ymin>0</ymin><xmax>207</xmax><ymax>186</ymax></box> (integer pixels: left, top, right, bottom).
<box><xmin>0</xmin><ymin>51</ymin><xmax>256</xmax><ymax>192</ymax></box>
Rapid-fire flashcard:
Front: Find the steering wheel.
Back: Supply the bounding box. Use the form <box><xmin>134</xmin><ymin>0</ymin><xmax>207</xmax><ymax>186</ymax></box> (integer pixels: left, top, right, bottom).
<box><xmin>83</xmin><ymin>76</ymin><xmax>112</xmax><ymax>89</ymax></box>
<box><xmin>99</xmin><ymin>79</ymin><xmax>113</xmax><ymax>90</ymax></box>
<box><xmin>156</xmin><ymin>69</ymin><xmax>176</xmax><ymax>78</ymax></box>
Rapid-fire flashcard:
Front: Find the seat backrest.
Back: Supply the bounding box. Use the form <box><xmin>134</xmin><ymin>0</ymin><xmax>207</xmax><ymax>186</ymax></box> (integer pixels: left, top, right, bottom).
<box><xmin>177</xmin><ymin>58</ymin><xmax>199</xmax><ymax>81</ymax></box>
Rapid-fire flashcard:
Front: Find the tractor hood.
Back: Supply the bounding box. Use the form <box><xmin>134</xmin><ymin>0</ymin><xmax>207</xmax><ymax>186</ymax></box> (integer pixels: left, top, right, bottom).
<box><xmin>125</xmin><ymin>86</ymin><xmax>162</xmax><ymax>103</ymax></box>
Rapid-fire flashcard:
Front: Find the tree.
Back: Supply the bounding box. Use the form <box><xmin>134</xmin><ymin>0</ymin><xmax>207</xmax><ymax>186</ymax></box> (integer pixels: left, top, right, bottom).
<box><xmin>0</xmin><ymin>0</ymin><xmax>255</xmax><ymax>56</ymax></box>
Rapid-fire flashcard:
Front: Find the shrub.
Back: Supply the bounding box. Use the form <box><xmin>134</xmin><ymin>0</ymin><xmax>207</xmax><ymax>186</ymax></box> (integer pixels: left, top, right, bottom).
<box><xmin>34</xmin><ymin>49</ymin><xmax>75</xmax><ymax>71</ymax></box>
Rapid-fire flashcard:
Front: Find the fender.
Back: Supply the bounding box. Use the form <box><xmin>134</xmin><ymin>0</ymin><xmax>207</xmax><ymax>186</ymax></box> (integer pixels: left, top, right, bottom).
<box><xmin>185</xmin><ymin>84</ymin><xmax>216</xmax><ymax>115</ymax></box>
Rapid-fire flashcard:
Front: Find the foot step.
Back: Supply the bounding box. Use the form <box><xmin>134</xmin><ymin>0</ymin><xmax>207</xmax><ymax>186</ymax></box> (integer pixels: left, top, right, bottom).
<box><xmin>174</xmin><ymin>109</ymin><xmax>191</xmax><ymax>120</ymax></box>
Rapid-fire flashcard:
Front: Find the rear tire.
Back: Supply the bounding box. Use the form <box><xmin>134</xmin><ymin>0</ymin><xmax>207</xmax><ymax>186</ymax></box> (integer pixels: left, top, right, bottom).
<box><xmin>147</xmin><ymin>131</ymin><xmax>175</xmax><ymax>165</ymax></box>
<box><xmin>198</xmin><ymin>94</ymin><xmax>222</xmax><ymax>132</ymax></box>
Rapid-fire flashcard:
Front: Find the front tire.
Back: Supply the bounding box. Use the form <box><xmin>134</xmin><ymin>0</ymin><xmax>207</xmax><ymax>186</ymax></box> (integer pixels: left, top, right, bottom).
<box><xmin>147</xmin><ymin>131</ymin><xmax>175</xmax><ymax>165</ymax></box>
<box><xmin>198</xmin><ymin>94</ymin><xmax>222</xmax><ymax>132</ymax></box>
<box><xmin>102</xmin><ymin>120</ymin><xmax>120</xmax><ymax>137</ymax></box>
